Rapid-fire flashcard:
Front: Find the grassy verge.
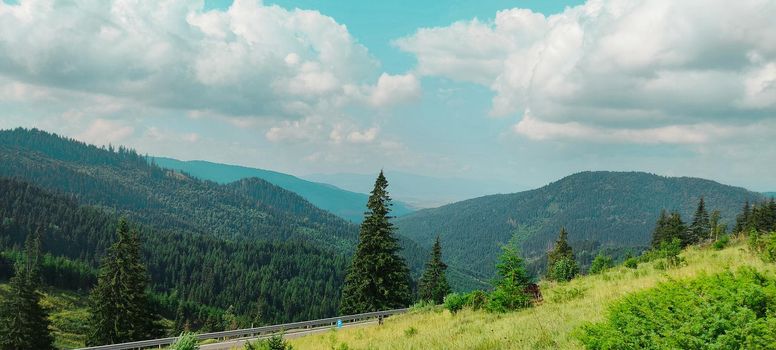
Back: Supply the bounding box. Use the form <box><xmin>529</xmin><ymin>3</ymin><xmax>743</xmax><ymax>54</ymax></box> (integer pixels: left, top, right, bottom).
<box><xmin>289</xmin><ymin>240</ymin><xmax>776</xmax><ymax>350</ymax></box>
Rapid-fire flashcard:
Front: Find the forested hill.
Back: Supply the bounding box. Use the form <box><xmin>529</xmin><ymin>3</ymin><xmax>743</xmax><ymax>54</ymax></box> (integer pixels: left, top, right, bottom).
<box><xmin>0</xmin><ymin>128</ymin><xmax>357</xmax><ymax>252</ymax></box>
<box><xmin>152</xmin><ymin>157</ymin><xmax>415</xmax><ymax>222</ymax></box>
<box><xmin>0</xmin><ymin>177</ymin><xmax>346</xmax><ymax>325</ymax></box>
<box><xmin>396</xmin><ymin>171</ymin><xmax>763</xmax><ymax>279</ymax></box>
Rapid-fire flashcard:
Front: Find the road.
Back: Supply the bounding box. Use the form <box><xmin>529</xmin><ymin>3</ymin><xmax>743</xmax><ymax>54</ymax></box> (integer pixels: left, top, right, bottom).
<box><xmin>200</xmin><ymin>319</ymin><xmax>378</xmax><ymax>350</ymax></box>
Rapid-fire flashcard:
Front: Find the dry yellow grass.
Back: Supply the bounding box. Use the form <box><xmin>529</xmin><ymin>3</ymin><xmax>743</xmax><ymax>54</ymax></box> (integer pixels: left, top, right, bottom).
<box><xmin>289</xmin><ymin>241</ymin><xmax>775</xmax><ymax>350</ymax></box>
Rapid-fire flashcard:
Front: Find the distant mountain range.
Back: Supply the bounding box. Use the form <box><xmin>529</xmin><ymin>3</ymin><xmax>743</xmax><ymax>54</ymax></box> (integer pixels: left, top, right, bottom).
<box><xmin>764</xmin><ymin>192</ymin><xmax>776</xmax><ymax>198</ymax></box>
<box><xmin>152</xmin><ymin>157</ymin><xmax>415</xmax><ymax>222</ymax></box>
<box><xmin>395</xmin><ymin>171</ymin><xmax>764</xmax><ymax>280</ymax></box>
<box><xmin>305</xmin><ymin>171</ymin><xmax>522</xmax><ymax>208</ymax></box>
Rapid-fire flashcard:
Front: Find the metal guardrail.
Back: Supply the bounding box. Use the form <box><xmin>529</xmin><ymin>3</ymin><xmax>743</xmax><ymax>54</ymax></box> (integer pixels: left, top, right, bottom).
<box><xmin>75</xmin><ymin>308</ymin><xmax>409</xmax><ymax>350</ymax></box>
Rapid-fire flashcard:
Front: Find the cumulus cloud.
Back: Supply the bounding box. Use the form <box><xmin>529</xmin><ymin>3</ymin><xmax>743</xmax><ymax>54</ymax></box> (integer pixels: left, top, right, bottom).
<box><xmin>397</xmin><ymin>0</ymin><xmax>776</xmax><ymax>142</ymax></box>
<box><xmin>0</xmin><ymin>0</ymin><xmax>416</xmax><ymax>120</ymax></box>
<box><xmin>367</xmin><ymin>73</ymin><xmax>421</xmax><ymax>107</ymax></box>
<box><xmin>77</xmin><ymin>118</ymin><xmax>135</xmax><ymax>146</ymax></box>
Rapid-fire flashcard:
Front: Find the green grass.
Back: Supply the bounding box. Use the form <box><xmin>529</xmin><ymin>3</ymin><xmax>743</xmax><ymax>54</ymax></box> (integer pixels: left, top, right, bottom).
<box><xmin>289</xmin><ymin>240</ymin><xmax>776</xmax><ymax>350</ymax></box>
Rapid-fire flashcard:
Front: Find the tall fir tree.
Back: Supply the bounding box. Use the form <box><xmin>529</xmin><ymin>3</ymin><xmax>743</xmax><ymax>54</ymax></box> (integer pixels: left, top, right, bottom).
<box><xmin>0</xmin><ymin>229</ymin><xmax>55</xmax><ymax>350</ymax></box>
<box><xmin>418</xmin><ymin>236</ymin><xmax>451</xmax><ymax>304</ymax></box>
<box><xmin>87</xmin><ymin>218</ymin><xmax>160</xmax><ymax>345</ymax></box>
<box><xmin>650</xmin><ymin>210</ymin><xmax>671</xmax><ymax>248</ymax></box>
<box><xmin>340</xmin><ymin>171</ymin><xmax>412</xmax><ymax>314</ymax></box>
<box><xmin>735</xmin><ymin>201</ymin><xmax>752</xmax><ymax>233</ymax></box>
<box><xmin>547</xmin><ymin>227</ymin><xmax>578</xmax><ymax>281</ymax></box>
<box><xmin>687</xmin><ymin>197</ymin><xmax>711</xmax><ymax>245</ymax></box>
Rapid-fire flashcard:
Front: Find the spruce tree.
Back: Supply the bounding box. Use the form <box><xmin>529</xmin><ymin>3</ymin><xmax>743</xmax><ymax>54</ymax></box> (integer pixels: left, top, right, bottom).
<box><xmin>0</xmin><ymin>230</ymin><xmax>55</xmax><ymax>350</ymax></box>
<box><xmin>687</xmin><ymin>197</ymin><xmax>710</xmax><ymax>245</ymax></box>
<box><xmin>547</xmin><ymin>227</ymin><xmax>578</xmax><ymax>281</ymax></box>
<box><xmin>340</xmin><ymin>171</ymin><xmax>412</xmax><ymax>314</ymax></box>
<box><xmin>87</xmin><ymin>219</ymin><xmax>160</xmax><ymax>345</ymax></box>
<box><xmin>735</xmin><ymin>201</ymin><xmax>752</xmax><ymax>233</ymax></box>
<box><xmin>650</xmin><ymin>210</ymin><xmax>671</xmax><ymax>248</ymax></box>
<box><xmin>418</xmin><ymin>236</ymin><xmax>451</xmax><ymax>304</ymax></box>
<box><xmin>667</xmin><ymin>211</ymin><xmax>688</xmax><ymax>247</ymax></box>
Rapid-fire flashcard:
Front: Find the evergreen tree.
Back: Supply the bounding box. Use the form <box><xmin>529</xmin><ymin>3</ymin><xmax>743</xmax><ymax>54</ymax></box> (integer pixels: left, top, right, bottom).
<box><xmin>418</xmin><ymin>236</ymin><xmax>451</xmax><ymax>304</ymax></box>
<box><xmin>87</xmin><ymin>218</ymin><xmax>161</xmax><ymax>345</ymax></box>
<box><xmin>486</xmin><ymin>243</ymin><xmax>531</xmax><ymax>312</ymax></box>
<box><xmin>735</xmin><ymin>201</ymin><xmax>752</xmax><ymax>233</ymax></box>
<box><xmin>665</xmin><ymin>211</ymin><xmax>688</xmax><ymax>247</ymax></box>
<box><xmin>0</xmin><ymin>230</ymin><xmax>55</xmax><ymax>350</ymax></box>
<box><xmin>650</xmin><ymin>210</ymin><xmax>671</xmax><ymax>248</ymax></box>
<box><xmin>340</xmin><ymin>171</ymin><xmax>412</xmax><ymax>314</ymax></box>
<box><xmin>547</xmin><ymin>227</ymin><xmax>578</xmax><ymax>281</ymax></box>
<box><xmin>687</xmin><ymin>197</ymin><xmax>710</xmax><ymax>244</ymax></box>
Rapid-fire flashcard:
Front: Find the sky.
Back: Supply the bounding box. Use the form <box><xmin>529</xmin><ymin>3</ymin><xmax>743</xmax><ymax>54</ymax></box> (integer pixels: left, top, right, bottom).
<box><xmin>0</xmin><ymin>0</ymin><xmax>774</xmax><ymax>192</ymax></box>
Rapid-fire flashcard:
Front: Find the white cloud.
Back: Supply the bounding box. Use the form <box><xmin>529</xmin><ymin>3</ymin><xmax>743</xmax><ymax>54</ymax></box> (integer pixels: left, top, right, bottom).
<box><xmin>77</xmin><ymin>118</ymin><xmax>135</xmax><ymax>146</ymax></box>
<box><xmin>367</xmin><ymin>73</ymin><xmax>421</xmax><ymax>107</ymax></box>
<box><xmin>0</xmin><ymin>0</ymin><xmax>411</xmax><ymax>120</ymax></box>
<box><xmin>347</xmin><ymin>127</ymin><xmax>379</xmax><ymax>143</ymax></box>
<box><xmin>398</xmin><ymin>0</ymin><xmax>776</xmax><ymax>142</ymax></box>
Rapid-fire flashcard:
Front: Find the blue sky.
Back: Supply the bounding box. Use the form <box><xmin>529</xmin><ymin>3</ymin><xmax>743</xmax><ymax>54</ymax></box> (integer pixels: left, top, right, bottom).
<box><xmin>0</xmin><ymin>0</ymin><xmax>774</xmax><ymax>193</ymax></box>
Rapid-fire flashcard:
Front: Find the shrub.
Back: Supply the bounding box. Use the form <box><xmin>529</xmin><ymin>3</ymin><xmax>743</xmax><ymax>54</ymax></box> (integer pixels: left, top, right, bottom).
<box><xmin>623</xmin><ymin>257</ymin><xmax>638</xmax><ymax>269</ymax></box>
<box><xmin>465</xmin><ymin>290</ymin><xmax>488</xmax><ymax>311</ymax></box>
<box><xmin>749</xmin><ymin>231</ymin><xmax>776</xmax><ymax>263</ymax></box>
<box><xmin>409</xmin><ymin>299</ymin><xmax>435</xmax><ymax>312</ymax></box>
<box><xmin>403</xmin><ymin>326</ymin><xmax>418</xmax><ymax>337</ymax></box>
<box><xmin>589</xmin><ymin>253</ymin><xmax>614</xmax><ymax>274</ymax></box>
<box><xmin>578</xmin><ymin>268</ymin><xmax>776</xmax><ymax>349</ymax></box>
<box><xmin>548</xmin><ymin>258</ymin><xmax>579</xmax><ymax>282</ymax></box>
<box><xmin>244</xmin><ymin>334</ymin><xmax>293</xmax><ymax>350</ymax></box>
<box><xmin>444</xmin><ymin>293</ymin><xmax>466</xmax><ymax>314</ymax></box>
<box><xmin>712</xmin><ymin>234</ymin><xmax>730</xmax><ymax>250</ymax></box>
<box><xmin>485</xmin><ymin>286</ymin><xmax>531</xmax><ymax>313</ymax></box>
<box><xmin>171</xmin><ymin>332</ymin><xmax>199</xmax><ymax>350</ymax></box>
<box><xmin>548</xmin><ymin>286</ymin><xmax>587</xmax><ymax>303</ymax></box>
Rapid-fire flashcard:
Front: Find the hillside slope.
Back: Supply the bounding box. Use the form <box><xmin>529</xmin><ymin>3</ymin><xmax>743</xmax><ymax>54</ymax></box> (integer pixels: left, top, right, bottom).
<box><xmin>396</xmin><ymin>171</ymin><xmax>763</xmax><ymax>279</ymax></box>
<box><xmin>0</xmin><ymin>128</ymin><xmax>358</xmax><ymax>252</ymax></box>
<box><xmin>290</xmin><ymin>240</ymin><xmax>776</xmax><ymax>350</ymax></box>
<box><xmin>152</xmin><ymin>157</ymin><xmax>415</xmax><ymax>222</ymax></box>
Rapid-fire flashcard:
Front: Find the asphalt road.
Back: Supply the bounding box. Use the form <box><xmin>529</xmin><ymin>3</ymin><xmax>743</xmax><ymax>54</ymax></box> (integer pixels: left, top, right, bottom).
<box><xmin>200</xmin><ymin>320</ymin><xmax>378</xmax><ymax>350</ymax></box>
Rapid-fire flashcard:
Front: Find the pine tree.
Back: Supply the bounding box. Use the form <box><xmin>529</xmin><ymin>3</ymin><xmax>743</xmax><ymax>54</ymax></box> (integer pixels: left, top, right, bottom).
<box><xmin>687</xmin><ymin>197</ymin><xmax>710</xmax><ymax>245</ymax></box>
<box><xmin>735</xmin><ymin>201</ymin><xmax>752</xmax><ymax>233</ymax></box>
<box><xmin>650</xmin><ymin>210</ymin><xmax>671</xmax><ymax>248</ymax></box>
<box><xmin>547</xmin><ymin>227</ymin><xmax>578</xmax><ymax>281</ymax></box>
<box><xmin>0</xmin><ymin>229</ymin><xmax>55</xmax><ymax>350</ymax></box>
<box><xmin>418</xmin><ymin>236</ymin><xmax>451</xmax><ymax>304</ymax></box>
<box><xmin>486</xmin><ymin>242</ymin><xmax>531</xmax><ymax>312</ymax></box>
<box><xmin>667</xmin><ymin>211</ymin><xmax>688</xmax><ymax>247</ymax></box>
<box><xmin>87</xmin><ymin>218</ymin><xmax>160</xmax><ymax>345</ymax></box>
<box><xmin>340</xmin><ymin>171</ymin><xmax>412</xmax><ymax>314</ymax></box>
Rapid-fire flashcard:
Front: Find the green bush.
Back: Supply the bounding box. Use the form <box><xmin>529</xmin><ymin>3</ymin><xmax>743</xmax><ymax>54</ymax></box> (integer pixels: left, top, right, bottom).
<box><xmin>244</xmin><ymin>334</ymin><xmax>293</xmax><ymax>350</ymax></box>
<box><xmin>589</xmin><ymin>253</ymin><xmax>614</xmax><ymax>274</ymax></box>
<box><xmin>171</xmin><ymin>332</ymin><xmax>199</xmax><ymax>350</ymax></box>
<box><xmin>465</xmin><ymin>290</ymin><xmax>488</xmax><ymax>311</ymax></box>
<box><xmin>578</xmin><ymin>268</ymin><xmax>776</xmax><ymax>350</ymax></box>
<box><xmin>485</xmin><ymin>286</ymin><xmax>531</xmax><ymax>313</ymax></box>
<box><xmin>712</xmin><ymin>234</ymin><xmax>730</xmax><ymax>250</ymax></box>
<box><xmin>548</xmin><ymin>258</ymin><xmax>579</xmax><ymax>282</ymax></box>
<box><xmin>444</xmin><ymin>293</ymin><xmax>466</xmax><ymax>314</ymax></box>
<box><xmin>403</xmin><ymin>326</ymin><xmax>418</xmax><ymax>337</ymax></box>
<box><xmin>749</xmin><ymin>231</ymin><xmax>776</xmax><ymax>262</ymax></box>
<box><xmin>623</xmin><ymin>257</ymin><xmax>638</xmax><ymax>269</ymax></box>
<box><xmin>548</xmin><ymin>286</ymin><xmax>587</xmax><ymax>303</ymax></box>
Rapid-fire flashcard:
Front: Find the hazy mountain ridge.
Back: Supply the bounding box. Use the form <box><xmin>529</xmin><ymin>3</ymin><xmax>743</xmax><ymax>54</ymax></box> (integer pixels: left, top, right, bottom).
<box><xmin>152</xmin><ymin>157</ymin><xmax>415</xmax><ymax>223</ymax></box>
<box><xmin>305</xmin><ymin>171</ymin><xmax>522</xmax><ymax>208</ymax></box>
<box><xmin>396</xmin><ymin>171</ymin><xmax>764</xmax><ymax>279</ymax></box>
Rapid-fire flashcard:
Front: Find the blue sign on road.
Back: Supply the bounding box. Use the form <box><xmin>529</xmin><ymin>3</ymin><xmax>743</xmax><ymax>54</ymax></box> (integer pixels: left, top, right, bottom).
<box><xmin>336</xmin><ymin>319</ymin><xmax>343</xmax><ymax>328</ymax></box>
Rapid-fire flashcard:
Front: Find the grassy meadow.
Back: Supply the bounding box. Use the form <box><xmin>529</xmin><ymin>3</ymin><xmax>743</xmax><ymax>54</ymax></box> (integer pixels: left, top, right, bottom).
<box><xmin>288</xmin><ymin>240</ymin><xmax>776</xmax><ymax>350</ymax></box>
